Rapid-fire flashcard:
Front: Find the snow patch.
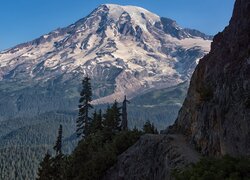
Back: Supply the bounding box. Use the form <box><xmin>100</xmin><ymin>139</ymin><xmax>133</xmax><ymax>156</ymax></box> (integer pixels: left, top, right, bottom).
<box><xmin>105</xmin><ymin>4</ymin><xmax>160</xmax><ymax>32</ymax></box>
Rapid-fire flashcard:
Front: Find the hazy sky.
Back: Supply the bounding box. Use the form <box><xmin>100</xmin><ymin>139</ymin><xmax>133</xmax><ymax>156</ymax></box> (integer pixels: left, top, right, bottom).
<box><xmin>0</xmin><ymin>0</ymin><xmax>235</xmax><ymax>51</ymax></box>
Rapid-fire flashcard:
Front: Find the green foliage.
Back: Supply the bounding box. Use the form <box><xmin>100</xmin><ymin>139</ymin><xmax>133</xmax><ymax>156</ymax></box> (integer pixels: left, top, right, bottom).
<box><xmin>37</xmin><ymin>124</ymin><xmax>70</xmax><ymax>180</ymax></box>
<box><xmin>103</xmin><ymin>101</ymin><xmax>122</xmax><ymax>133</ymax></box>
<box><xmin>112</xmin><ymin>130</ymin><xmax>142</xmax><ymax>155</ymax></box>
<box><xmin>68</xmin><ymin>129</ymin><xmax>142</xmax><ymax>180</ymax></box>
<box><xmin>172</xmin><ymin>155</ymin><xmax>250</xmax><ymax>180</ymax></box>
<box><xmin>143</xmin><ymin>120</ymin><xmax>158</xmax><ymax>134</ymax></box>
<box><xmin>53</xmin><ymin>125</ymin><xmax>63</xmax><ymax>155</ymax></box>
<box><xmin>0</xmin><ymin>77</ymin><xmax>187</xmax><ymax>179</ymax></box>
<box><xmin>0</xmin><ymin>112</ymin><xmax>77</xmax><ymax>180</ymax></box>
<box><xmin>50</xmin><ymin>154</ymin><xmax>68</xmax><ymax>180</ymax></box>
<box><xmin>0</xmin><ymin>146</ymin><xmax>48</xmax><ymax>180</ymax></box>
<box><xmin>89</xmin><ymin>110</ymin><xmax>103</xmax><ymax>134</ymax></box>
<box><xmin>37</xmin><ymin>153</ymin><xmax>69</xmax><ymax>180</ymax></box>
<box><xmin>36</xmin><ymin>94</ymin><xmax>142</xmax><ymax>180</ymax></box>
<box><xmin>77</xmin><ymin>76</ymin><xmax>93</xmax><ymax>138</ymax></box>
<box><xmin>36</xmin><ymin>152</ymin><xmax>53</xmax><ymax>180</ymax></box>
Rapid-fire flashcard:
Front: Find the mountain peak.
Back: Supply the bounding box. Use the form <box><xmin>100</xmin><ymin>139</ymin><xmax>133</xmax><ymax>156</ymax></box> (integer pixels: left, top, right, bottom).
<box><xmin>92</xmin><ymin>4</ymin><xmax>212</xmax><ymax>40</ymax></box>
<box><xmin>101</xmin><ymin>3</ymin><xmax>155</xmax><ymax>13</ymax></box>
<box><xmin>95</xmin><ymin>4</ymin><xmax>160</xmax><ymax>26</ymax></box>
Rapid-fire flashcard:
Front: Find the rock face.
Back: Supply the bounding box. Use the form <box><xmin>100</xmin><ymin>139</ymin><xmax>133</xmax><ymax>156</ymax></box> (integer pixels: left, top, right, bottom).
<box><xmin>103</xmin><ymin>134</ymin><xmax>200</xmax><ymax>180</ymax></box>
<box><xmin>173</xmin><ymin>0</ymin><xmax>250</xmax><ymax>156</ymax></box>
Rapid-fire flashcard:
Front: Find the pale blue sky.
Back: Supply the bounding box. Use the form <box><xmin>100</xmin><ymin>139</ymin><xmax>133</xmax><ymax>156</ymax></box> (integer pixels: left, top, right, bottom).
<box><xmin>0</xmin><ymin>0</ymin><xmax>235</xmax><ymax>50</ymax></box>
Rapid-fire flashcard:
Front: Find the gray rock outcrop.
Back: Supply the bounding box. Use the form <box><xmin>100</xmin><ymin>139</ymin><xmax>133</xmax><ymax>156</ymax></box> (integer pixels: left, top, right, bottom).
<box><xmin>173</xmin><ymin>0</ymin><xmax>250</xmax><ymax>156</ymax></box>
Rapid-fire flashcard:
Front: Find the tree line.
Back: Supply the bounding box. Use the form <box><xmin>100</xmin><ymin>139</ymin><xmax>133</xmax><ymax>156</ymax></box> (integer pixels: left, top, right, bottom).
<box><xmin>36</xmin><ymin>76</ymin><xmax>158</xmax><ymax>180</ymax></box>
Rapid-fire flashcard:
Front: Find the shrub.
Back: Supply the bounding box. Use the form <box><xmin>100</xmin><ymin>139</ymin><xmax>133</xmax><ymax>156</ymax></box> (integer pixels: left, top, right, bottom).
<box><xmin>67</xmin><ymin>129</ymin><xmax>142</xmax><ymax>180</ymax></box>
<box><xmin>172</xmin><ymin>155</ymin><xmax>250</xmax><ymax>180</ymax></box>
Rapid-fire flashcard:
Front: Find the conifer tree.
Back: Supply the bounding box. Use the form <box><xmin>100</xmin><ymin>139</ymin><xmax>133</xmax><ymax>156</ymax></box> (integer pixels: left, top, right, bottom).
<box><xmin>51</xmin><ymin>125</ymin><xmax>65</xmax><ymax>179</ymax></box>
<box><xmin>90</xmin><ymin>109</ymin><xmax>103</xmax><ymax>134</ymax></box>
<box><xmin>36</xmin><ymin>152</ymin><xmax>53</xmax><ymax>180</ymax></box>
<box><xmin>121</xmin><ymin>95</ymin><xmax>130</xmax><ymax>131</ymax></box>
<box><xmin>103</xmin><ymin>101</ymin><xmax>121</xmax><ymax>133</ymax></box>
<box><xmin>51</xmin><ymin>155</ymin><xmax>64</xmax><ymax>180</ymax></box>
<box><xmin>97</xmin><ymin>109</ymin><xmax>103</xmax><ymax>129</ymax></box>
<box><xmin>112</xmin><ymin>100</ymin><xmax>122</xmax><ymax>131</ymax></box>
<box><xmin>103</xmin><ymin>105</ymin><xmax>112</xmax><ymax>130</ymax></box>
<box><xmin>53</xmin><ymin>124</ymin><xmax>63</xmax><ymax>156</ymax></box>
<box><xmin>143</xmin><ymin>120</ymin><xmax>158</xmax><ymax>134</ymax></box>
<box><xmin>77</xmin><ymin>76</ymin><xmax>93</xmax><ymax>138</ymax></box>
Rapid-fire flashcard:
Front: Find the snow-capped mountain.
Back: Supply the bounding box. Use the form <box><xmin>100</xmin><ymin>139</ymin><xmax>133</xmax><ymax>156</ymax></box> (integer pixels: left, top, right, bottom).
<box><xmin>0</xmin><ymin>4</ymin><xmax>211</xmax><ymax>122</ymax></box>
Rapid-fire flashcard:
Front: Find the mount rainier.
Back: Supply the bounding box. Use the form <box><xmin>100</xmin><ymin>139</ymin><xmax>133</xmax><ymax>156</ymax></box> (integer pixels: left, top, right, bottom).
<box><xmin>0</xmin><ymin>4</ymin><xmax>211</xmax><ymax>125</ymax></box>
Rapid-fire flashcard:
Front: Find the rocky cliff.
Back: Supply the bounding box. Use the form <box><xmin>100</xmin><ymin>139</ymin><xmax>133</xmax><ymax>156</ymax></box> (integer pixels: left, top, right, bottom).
<box><xmin>103</xmin><ymin>134</ymin><xmax>200</xmax><ymax>180</ymax></box>
<box><xmin>173</xmin><ymin>0</ymin><xmax>250</xmax><ymax>156</ymax></box>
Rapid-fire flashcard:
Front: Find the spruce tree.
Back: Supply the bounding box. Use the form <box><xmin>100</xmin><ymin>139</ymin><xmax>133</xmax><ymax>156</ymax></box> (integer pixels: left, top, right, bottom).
<box><xmin>36</xmin><ymin>152</ymin><xmax>53</xmax><ymax>180</ymax></box>
<box><xmin>112</xmin><ymin>100</ymin><xmax>122</xmax><ymax>132</ymax></box>
<box><xmin>51</xmin><ymin>155</ymin><xmax>64</xmax><ymax>180</ymax></box>
<box><xmin>103</xmin><ymin>101</ymin><xmax>121</xmax><ymax>133</ymax></box>
<box><xmin>53</xmin><ymin>124</ymin><xmax>63</xmax><ymax>156</ymax></box>
<box><xmin>97</xmin><ymin>109</ymin><xmax>103</xmax><ymax>129</ymax></box>
<box><xmin>51</xmin><ymin>125</ymin><xmax>65</xmax><ymax>179</ymax></box>
<box><xmin>143</xmin><ymin>120</ymin><xmax>158</xmax><ymax>134</ymax></box>
<box><xmin>103</xmin><ymin>105</ymin><xmax>112</xmax><ymax>130</ymax></box>
<box><xmin>90</xmin><ymin>109</ymin><xmax>103</xmax><ymax>134</ymax></box>
<box><xmin>77</xmin><ymin>76</ymin><xmax>93</xmax><ymax>138</ymax></box>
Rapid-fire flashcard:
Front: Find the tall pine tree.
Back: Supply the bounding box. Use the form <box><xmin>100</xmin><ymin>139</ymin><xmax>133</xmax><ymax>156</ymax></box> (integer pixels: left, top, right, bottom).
<box><xmin>103</xmin><ymin>101</ymin><xmax>121</xmax><ymax>133</ymax></box>
<box><xmin>53</xmin><ymin>124</ymin><xmax>63</xmax><ymax>155</ymax></box>
<box><xmin>90</xmin><ymin>109</ymin><xmax>103</xmax><ymax>134</ymax></box>
<box><xmin>112</xmin><ymin>100</ymin><xmax>122</xmax><ymax>132</ymax></box>
<box><xmin>51</xmin><ymin>125</ymin><xmax>65</xmax><ymax>180</ymax></box>
<box><xmin>36</xmin><ymin>152</ymin><xmax>53</xmax><ymax>180</ymax></box>
<box><xmin>77</xmin><ymin>76</ymin><xmax>93</xmax><ymax>138</ymax></box>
